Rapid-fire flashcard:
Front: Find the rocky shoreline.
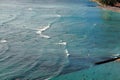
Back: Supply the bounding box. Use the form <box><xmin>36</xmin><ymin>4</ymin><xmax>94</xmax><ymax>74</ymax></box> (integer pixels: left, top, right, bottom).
<box><xmin>92</xmin><ymin>0</ymin><xmax>120</xmax><ymax>12</ymax></box>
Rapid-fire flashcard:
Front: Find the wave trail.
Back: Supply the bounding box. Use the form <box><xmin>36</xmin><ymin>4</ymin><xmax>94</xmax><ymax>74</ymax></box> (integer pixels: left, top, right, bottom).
<box><xmin>36</xmin><ymin>24</ymin><xmax>51</xmax><ymax>39</ymax></box>
<box><xmin>56</xmin><ymin>40</ymin><xmax>70</xmax><ymax>57</ymax></box>
<box><xmin>65</xmin><ymin>49</ymin><xmax>70</xmax><ymax>57</ymax></box>
<box><xmin>39</xmin><ymin>34</ymin><xmax>50</xmax><ymax>39</ymax></box>
<box><xmin>37</xmin><ymin>24</ymin><xmax>50</xmax><ymax>32</ymax></box>
<box><xmin>24</xmin><ymin>24</ymin><xmax>51</xmax><ymax>39</ymax></box>
<box><xmin>56</xmin><ymin>40</ymin><xmax>67</xmax><ymax>46</ymax></box>
<box><xmin>0</xmin><ymin>39</ymin><xmax>7</xmax><ymax>43</ymax></box>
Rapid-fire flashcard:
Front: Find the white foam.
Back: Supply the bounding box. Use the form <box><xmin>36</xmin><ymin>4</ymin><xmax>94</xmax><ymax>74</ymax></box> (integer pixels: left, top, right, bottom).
<box><xmin>38</xmin><ymin>25</ymin><xmax>50</xmax><ymax>32</ymax></box>
<box><xmin>24</xmin><ymin>24</ymin><xmax>51</xmax><ymax>39</ymax></box>
<box><xmin>56</xmin><ymin>40</ymin><xmax>67</xmax><ymax>46</ymax></box>
<box><xmin>36</xmin><ymin>31</ymin><xmax>42</xmax><ymax>34</ymax></box>
<box><xmin>28</xmin><ymin>8</ymin><xmax>33</xmax><ymax>11</ymax></box>
<box><xmin>57</xmin><ymin>42</ymin><xmax>67</xmax><ymax>45</ymax></box>
<box><xmin>40</xmin><ymin>34</ymin><xmax>51</xmax><ymax>39</ymax></box>
<box><xmin>36</xmin><ymin>24</ymin><xmax>51</xmax><ymax>39</ymax></box>
<box><xmin>44</xmin><ymin>78</ymin><xmax>51</xmax><ymax>80</ymax></box>
<box><xmin>56</xmin><ymin>40</ymin><xmax>70</xmax><ymax>57</ymax></box>
<box><xmin>65</xmin><ymin>49</ymin><xmax>70</xmax><ymax>57</ymax></box>
<box><xmin>113</xmin><ymin>54</ymin><xmax>120</xmax><ymax>58</ymax></box>
<box><xmin>56</xmin><ymin>14</ymin><xmax>61</xmax><ymax>17</ymax></box>
<box><xmin>0</xmin><ymin>39</ymin><xmax>7</xmax><ymax>43</ymax></box>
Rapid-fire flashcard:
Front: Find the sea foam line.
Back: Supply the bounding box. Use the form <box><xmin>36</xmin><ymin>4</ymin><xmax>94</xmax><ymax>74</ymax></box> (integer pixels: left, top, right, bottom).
<box><xmin>24</xmin><ymin>24</ymin><xmax>51</xmax><ymax>39</ymax></box>
<box><xmin>56</xmin><ymin>40</ymin><xmax>67</xmax><ymax>46</ymax></box>
<box><xmin>65</xmin><ymin>49</ymin><xmax>70</xmax><ymax>57</ymax></box>
<box><xmin>36</xmin><ymin>24</ymin><xmax>51</xmax><ymax>39</ymax></box>
<box><xmin>37</xmin><ymin>24</ymin><xmax>50</xmax><ymax>32</ymax></box>
<box><xmin>39</xmin><ymin>34</ymin><xmax>50</xmax><ymax>39</ymax></box>
<box><xmin>0</xmin><ymin>39</ymin><xmax>7</xmax><ymax>43</ymax></box>
<box><xmin>56</xmin><ymin>40</ymin><xmax>70</xmax><ymax>57</ymax></box>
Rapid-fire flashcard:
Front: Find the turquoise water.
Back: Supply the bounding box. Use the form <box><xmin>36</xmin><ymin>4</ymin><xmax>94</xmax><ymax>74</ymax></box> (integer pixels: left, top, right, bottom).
<box><xmin>0</xmin><ymin>0</ymin><xmax>120</xmax><ymax>80</ymax></box>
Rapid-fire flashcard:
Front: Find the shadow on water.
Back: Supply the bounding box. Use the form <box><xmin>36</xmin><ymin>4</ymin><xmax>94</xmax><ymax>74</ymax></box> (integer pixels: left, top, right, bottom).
<box><xmin>59</xmin><ymin>54</ymin><xmax>120</xmax><ymax>75</ymax></box>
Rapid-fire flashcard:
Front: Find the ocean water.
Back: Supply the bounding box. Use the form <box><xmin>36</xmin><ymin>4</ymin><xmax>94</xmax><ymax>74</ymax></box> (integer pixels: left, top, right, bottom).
<box><xmin>0</xmin><ymin>0</ymin><xmax>120</xmax><ymax>80</ymax></box>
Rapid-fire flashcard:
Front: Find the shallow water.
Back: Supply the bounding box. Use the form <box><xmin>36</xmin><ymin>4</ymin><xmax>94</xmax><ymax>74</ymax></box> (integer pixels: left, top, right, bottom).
<box><xmin>0</xmin><ymin>0</ymin><xmax>120</xmax><ymax>80</ymax></box>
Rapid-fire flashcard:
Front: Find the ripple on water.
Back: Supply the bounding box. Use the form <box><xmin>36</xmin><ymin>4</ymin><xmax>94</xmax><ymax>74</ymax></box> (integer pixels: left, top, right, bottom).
<box><xmin>0</xmin><ymin>14</ymin><xmax>18</xmax><ymax>25</ymax></box>
<box><xmin>0</xmin><ymin>38</ymin><xmax>68</xmax><ymax>80</ymax></box>
<box><xmin>0</xmin><ymin>40</ymin><xmax>8</xmax><ymax>55</ymax></box>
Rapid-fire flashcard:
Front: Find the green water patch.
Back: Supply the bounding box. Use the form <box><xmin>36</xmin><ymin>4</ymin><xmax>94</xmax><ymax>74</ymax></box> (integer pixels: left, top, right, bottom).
<box><xmin>51</xmin><ymin>62</ymin><xmax>120</xmax><ymax>80</ymax></box>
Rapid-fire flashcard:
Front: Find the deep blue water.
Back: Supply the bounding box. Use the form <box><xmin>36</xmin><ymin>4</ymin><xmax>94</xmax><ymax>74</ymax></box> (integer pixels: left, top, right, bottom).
<box><xmin>0</xmin><ymin>0</ymin><xmax>120</xmax><ymax>80</ymax></box>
